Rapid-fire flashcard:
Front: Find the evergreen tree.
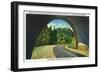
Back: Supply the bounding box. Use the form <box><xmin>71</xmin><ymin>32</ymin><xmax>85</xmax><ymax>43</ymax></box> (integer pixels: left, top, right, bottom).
<box><xmin>35</xmin><ymin>26</ymin><xmax>50</xmax><ymax>46</ymax></box>
<box><xmin>49</xmin><ymin>28</ymin><xmax>57</xmax><ymax>44</ymax></box>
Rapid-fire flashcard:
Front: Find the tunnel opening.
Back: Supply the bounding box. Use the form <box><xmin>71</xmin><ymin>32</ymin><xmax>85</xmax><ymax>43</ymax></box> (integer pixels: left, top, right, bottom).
<box><xmin>34</xmin><ymin>19</ymin><xmax>77</xmax><ymax>49</ymax></box>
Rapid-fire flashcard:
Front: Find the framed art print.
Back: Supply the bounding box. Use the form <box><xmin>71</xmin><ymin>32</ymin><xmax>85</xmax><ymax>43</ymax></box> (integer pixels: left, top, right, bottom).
<box><xmin>11</xmin><ymin>1</ymin><xmax>97</xmax><ymax>71</ymax></box>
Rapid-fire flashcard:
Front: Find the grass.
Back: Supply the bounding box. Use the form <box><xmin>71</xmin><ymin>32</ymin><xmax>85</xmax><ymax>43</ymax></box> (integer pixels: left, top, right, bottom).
<box><xmin>31</xmin><ymin>45</ymin><xmax>56</xmax><ymax>59</ymax></box>
<box><xmin>65</xmin><ymin>42</ymin><xmax>89</xmax><ymax>56</ymax></box>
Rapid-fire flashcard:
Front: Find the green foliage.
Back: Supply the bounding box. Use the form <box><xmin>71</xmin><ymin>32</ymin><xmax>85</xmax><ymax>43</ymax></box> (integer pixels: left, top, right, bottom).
<box><xmin>35</xmin><ymin>25</ymin><xmax>75</xmax><ymax>49</ymax></box>
<box><xmin>49</xmin><ymin>27</ymin><xmax>57</xmax><ymax>44</ymax></box>
<box><xmin>67</xmin><ymin>37</ymin><xmax>76</xmax><ymax>49</ymax></box>
<box><xmin>35</xmin><ymin>26</ymin><xmax>50</xmax><ymax>46</ymax></box>
<box><xmin>56</xmin><ymin>28</ymin><xmax>74</xmax><ymax>45</ymax></box>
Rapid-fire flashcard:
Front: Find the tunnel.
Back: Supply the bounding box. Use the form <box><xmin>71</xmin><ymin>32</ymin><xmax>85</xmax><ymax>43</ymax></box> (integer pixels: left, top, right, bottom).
<box><xmin>26</xmin><ymin>14</ymin><xmax>89</xmax><ymax>59</ymax></box>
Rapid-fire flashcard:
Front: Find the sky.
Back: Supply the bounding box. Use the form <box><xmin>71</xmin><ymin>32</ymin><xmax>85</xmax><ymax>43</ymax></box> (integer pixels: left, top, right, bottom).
<box><xmin>47</xmin><ymin>19</ymin><xmax>73</xmax><ymax>31</ymax></box>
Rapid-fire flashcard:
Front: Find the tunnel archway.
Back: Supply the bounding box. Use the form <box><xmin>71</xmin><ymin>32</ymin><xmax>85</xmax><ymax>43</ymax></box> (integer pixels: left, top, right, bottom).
<box><xmin>26</xmin><ymin>14</ymin><xmax>89</xmax><ymax>59</ymax></box>
<box><xmin>34</xmin><ymin>19</ymin><xmax>78</xmax><ymax>49</ymax></box>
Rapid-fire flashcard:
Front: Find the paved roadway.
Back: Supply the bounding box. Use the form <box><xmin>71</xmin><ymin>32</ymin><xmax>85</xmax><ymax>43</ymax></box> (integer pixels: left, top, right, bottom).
<box><xmin>53</xmin><ymin>46</ymin><xmax>86</xmax><ymax>58</ymax></box>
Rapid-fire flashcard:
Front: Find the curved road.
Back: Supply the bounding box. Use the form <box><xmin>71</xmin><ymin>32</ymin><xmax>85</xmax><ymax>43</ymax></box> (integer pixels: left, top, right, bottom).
<box><xmin>53</xmin><ymin>46</ymin><xmax>86</xmax><ymax>58</ymax></box>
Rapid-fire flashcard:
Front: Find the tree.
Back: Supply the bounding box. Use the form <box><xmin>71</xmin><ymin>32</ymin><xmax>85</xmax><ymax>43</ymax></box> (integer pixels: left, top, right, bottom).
<box><xmin>56</xmin><ymin>28</ymin><xmax>67</xmax><ymax>44</ymax></box>
<box><xmin>49</xmin><ymin>27</ymin><xmax>57</xmax><ymax>44</ymax></box>
<box><xmin>35</xmin><ymin>25</ymin><xmax>75</xmax><ymax>48</ymax></box>
<box><xmin>56</xmin><ymin>28</ymin><xmax>74</xmax><ymax>45</ymax></box>
<box><xmin>35</xmin><ymin>26</ymin><xmax>50</xmax><ymax>46</ymax></box>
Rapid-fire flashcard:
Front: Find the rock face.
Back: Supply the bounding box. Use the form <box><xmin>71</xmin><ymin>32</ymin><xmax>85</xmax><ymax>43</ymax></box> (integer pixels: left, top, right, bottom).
<box><xmin>78</xmin><ymin>43</ymin><xmax>89</xmax><ymax>51</ymax></box>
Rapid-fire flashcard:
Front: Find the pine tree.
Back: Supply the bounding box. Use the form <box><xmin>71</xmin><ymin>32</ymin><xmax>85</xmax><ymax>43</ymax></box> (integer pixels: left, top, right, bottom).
<box><xmin>35</xmin><ymin>26</ymin><xmax>50</xmax><ymax>46</ymax></box>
